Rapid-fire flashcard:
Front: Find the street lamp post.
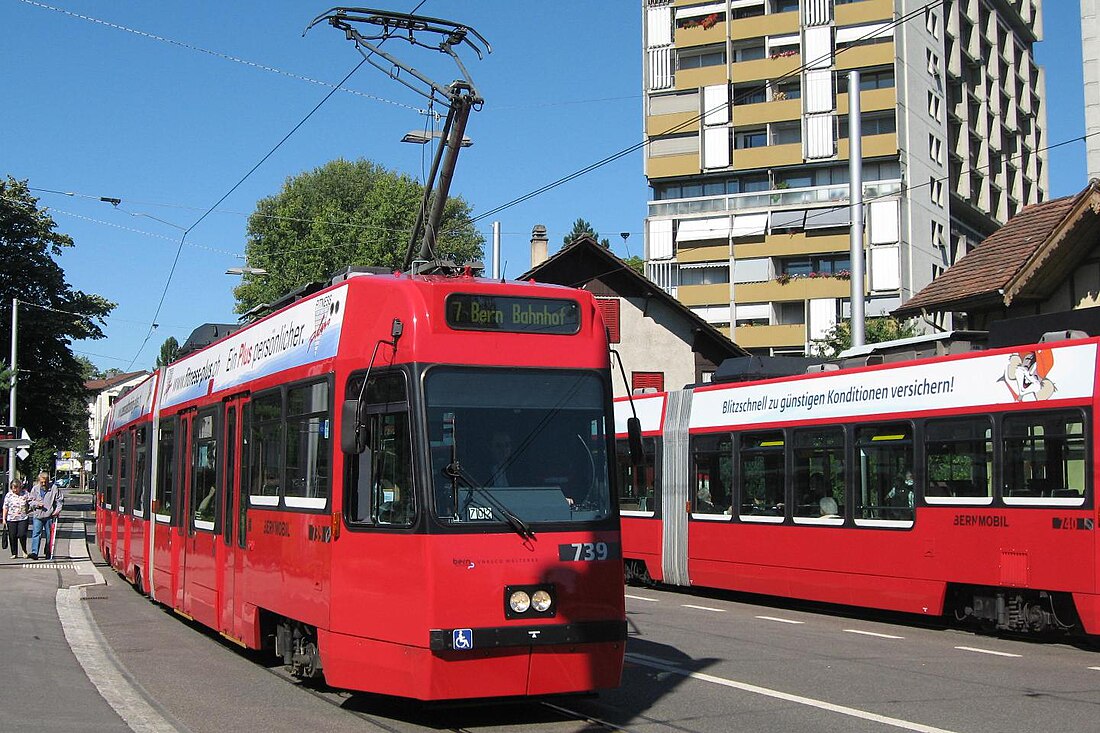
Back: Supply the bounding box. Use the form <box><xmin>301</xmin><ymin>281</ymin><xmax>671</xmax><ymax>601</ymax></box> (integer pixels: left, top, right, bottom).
<box><xmin>8</xmin><ymin>298</ymin><xmax>17</xmax><ymax>487</ymax></box>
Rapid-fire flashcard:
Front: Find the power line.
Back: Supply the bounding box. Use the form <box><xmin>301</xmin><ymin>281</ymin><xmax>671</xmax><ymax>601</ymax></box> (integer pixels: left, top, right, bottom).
<box><xmin>14</xmin><ymin>0</ymin><xmax>424</xmax><ymax>114</ymax></box>
<box><xmin>127</xmin><ymin>57</ymin><xmax>368</xmax><ymax>370</ymax></box>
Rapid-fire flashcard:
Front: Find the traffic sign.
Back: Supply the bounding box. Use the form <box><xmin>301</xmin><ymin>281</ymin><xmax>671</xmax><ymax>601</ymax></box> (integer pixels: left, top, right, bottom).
<box><xmin>0</xmin><ymin>425</ymin><xmax>32</xmax><ymax>450</ymax></box>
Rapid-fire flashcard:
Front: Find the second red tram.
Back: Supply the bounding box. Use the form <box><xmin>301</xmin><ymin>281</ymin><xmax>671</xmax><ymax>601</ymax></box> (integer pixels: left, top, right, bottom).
<box><xmin>98</xmin><ymin>268</ymin><xmax>626</xmax><ymax>700</ymax></box>
<box><xmin>614</xmin><ymin>332</ymin><xmax>1100</xmax><ymax>637</ymax></box>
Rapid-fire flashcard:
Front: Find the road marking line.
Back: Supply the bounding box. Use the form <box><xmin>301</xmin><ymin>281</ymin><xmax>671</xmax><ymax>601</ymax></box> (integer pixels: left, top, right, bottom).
<box><xmin>682</xmin><ymin>604</ymin><xmax>726</xmax><ymax>613</ymax></box>
<box><xmin>1088</xmin><ymin>666</ymin><xmax>1100</xmax><ymax>671</ymax></box>
<box><xmin>626</xmin><ymin>653</ymin><xmax>958</xmax><ymax>733</ymax></box>
<box><xmin>954</xmin><ymin>646</ymin><xmax>1022</xmax><ymax>658</ymax></box>
<box><xmin>625</xmin><ymin>594</ymin><xmax>659</xmax><ymax>602</ymax></box>
<box><xmin>756</xmin><ymin>615</ymin><xmax>804</xmax><ymax>624</ymax></box>
<box><xmin>845</xmin><ymin>629</ymin><xmax>904</xmax><ymax>639</ymax></box>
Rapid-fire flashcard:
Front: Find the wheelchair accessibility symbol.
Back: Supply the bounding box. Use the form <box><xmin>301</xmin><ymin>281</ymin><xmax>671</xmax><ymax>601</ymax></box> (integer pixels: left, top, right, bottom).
<box><xmin>453</xmin><ymin>628</ymin><xmax>473</xmax><ymax>650</ymax></box>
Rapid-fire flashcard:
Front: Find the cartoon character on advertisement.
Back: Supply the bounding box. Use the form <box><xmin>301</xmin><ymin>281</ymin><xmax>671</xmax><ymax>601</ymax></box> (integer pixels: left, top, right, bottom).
<box><xmin>1001</xmin><ymin>348</ymin><xmax>1056</xmax><ymax>401</ymax></box>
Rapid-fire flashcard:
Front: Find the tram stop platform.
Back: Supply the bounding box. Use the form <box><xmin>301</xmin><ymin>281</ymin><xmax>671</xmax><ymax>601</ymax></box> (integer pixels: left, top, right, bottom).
<box><xmin>0</xmin><ymin>495</ymin><xmax>393</xmax><ymax>733</ymax></box>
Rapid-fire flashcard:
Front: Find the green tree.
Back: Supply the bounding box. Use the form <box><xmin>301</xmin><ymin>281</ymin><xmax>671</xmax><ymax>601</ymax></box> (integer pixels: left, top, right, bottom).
<box><xmin>234</xmin><ymin>158</ymin><xmax>484</xmax><ymax>313</ymax></box>
<box><xmin>156</xmin><ymin>336</ymin><xmax>180</xmax><ymax>368</ymax></box>
<box><xmin>811</xmin><ymin>316</ymin><xmax>920</xmax><ymax>359</ymax></box>
<box><xmin>562</xmin><ymin>218</ymin><xmax>610</xmax><ymax>248</ymax></box>
<box><xmin>623</xmin><ymin>255</ymin><xmax>645</xmax><ymax>276</ymax></box>
<box><xmin>0</xmin><ymin>177</ymin><xmax>114</xmax><ymax>475</ymax></box>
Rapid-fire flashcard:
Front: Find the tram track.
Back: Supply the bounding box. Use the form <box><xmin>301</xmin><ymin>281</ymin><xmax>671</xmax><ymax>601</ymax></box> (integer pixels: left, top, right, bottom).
<box><xmin>263</xmin><ymin>662</ymin><xmax>643</xmax><ymax>733</ymax></box>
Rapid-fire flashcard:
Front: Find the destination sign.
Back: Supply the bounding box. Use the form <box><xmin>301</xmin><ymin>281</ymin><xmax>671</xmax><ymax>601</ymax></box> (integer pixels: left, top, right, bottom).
<box><xmin>445</xmin><ymin>294</ymin><xmax>580</xmax><ymax>335</ymax></box>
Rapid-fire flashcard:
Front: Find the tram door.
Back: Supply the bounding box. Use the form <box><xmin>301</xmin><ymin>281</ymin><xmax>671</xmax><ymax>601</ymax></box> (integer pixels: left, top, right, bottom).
<box><xmin>218</xmin><ymin>396</ymin><xmax>246</xmax><ymax>640</ymax></box>
<box><xmin>182</xmin><ymin>407</ymin><xmax>220</xmax><ymax>628</ymax></box>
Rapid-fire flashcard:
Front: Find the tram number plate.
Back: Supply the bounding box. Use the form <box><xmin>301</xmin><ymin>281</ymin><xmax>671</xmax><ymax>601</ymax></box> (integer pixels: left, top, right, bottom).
<box><xmin>559</xmin><ymin>542</ymin><xmax>620</xmax><ymax>562</ymax></box>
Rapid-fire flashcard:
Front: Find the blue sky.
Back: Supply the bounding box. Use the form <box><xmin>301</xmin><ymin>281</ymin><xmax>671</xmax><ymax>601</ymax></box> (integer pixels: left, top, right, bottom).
<box><xmin>1</xmin><ymin>1</ymin><xmax>1088</xmax><ymax>372</ymax></box>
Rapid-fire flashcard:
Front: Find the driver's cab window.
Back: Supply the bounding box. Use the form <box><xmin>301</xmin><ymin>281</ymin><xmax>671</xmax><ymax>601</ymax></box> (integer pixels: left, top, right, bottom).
<box><xmin>346</xmin><ymin>371</ymin><xmax>414</xmax><ymax>527</ymax></box>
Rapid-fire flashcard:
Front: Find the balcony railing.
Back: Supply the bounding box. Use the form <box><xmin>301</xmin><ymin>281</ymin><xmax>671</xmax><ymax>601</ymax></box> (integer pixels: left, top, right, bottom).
<box><xmin>648</xmin><ymin>179</ymin><xmax>903</xmax><ymax>218</ymax></box>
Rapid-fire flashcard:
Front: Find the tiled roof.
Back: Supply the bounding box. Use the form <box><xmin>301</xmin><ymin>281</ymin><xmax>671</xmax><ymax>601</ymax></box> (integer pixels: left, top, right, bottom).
<box><xmin>84</xmin><ymin>370</ymin><xmax>149</xmax><ymax>393</ymax></box>
<box><xmin>895</xmin><ymin>182</ymin><xmax>1100</xmax><ymax>318</ymax></box>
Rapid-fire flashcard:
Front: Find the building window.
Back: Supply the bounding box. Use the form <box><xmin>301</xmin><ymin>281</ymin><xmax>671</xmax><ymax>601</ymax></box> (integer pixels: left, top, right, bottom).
<box><xmin>733</xmin><ymin>83</ymin><xmax>767</xmax><ymax>105</ymax></box>
<box><xmin>838</xmin><ymin>112</ymin><xmax>896</xmax><ymax>138</ymax></box>
<box><xmin>772</xmin><ymin>79</ymin><xmax>801</xmax><ymax>100</ymax></box>
<box><xmin>732</xmin><ymin>41</ymin><xmax>766</xmax><ymax>62</ymax></box>
<box><xmin>771</xmin><ymin>121</ymin><xmax>802</xmax><ymax>145</ymax></box>
<box><xmin>836</xmin><ymin>67</ymin><xmax>895</xmax><ymax>93</ymax></box>
<box><xmin>595</xmin><ymin>298</ymin><xmax>621</xmax><ymax>343</ymax></box>
<box><xmin>780</xmin><ymin>254</ymin><xmax>851</xmax><ymax>276</ymax></box>
<box><xmin>632</xmin><ymin>372</ymin><xmax>665</xmax><ymax>393</ymax></box>
<box><xmin>735</xmin><ymin>129</ymin><xmax>768</xmax><ymax>149</ymax></box>
<box><xmin>680</xmin><ymin>265</ymin><xmax>730</xmax><ymax>286</ymax></box>
<box><xmin>677</xmin><ymin>44</ymin><xmax>726</xmax><ymax>70</ymax></box>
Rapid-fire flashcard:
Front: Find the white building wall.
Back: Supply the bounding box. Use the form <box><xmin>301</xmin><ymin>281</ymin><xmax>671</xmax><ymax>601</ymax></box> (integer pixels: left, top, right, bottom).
<box><xmin>611</xmin><ymin>295</ymin><xmax>701</xmax><ymax>399</ymax></box>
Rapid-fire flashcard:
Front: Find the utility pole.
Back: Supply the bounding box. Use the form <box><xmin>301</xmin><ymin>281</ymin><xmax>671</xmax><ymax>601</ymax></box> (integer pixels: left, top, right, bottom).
<box><xmin>8</xmin><ymin>298</ymin><xmax>17</xmax><ymax>487</ymax></box>
<box><xmin>848</xmin><ymin>70</ymin><xmax>866</xmax><ymax>348</ymax></box>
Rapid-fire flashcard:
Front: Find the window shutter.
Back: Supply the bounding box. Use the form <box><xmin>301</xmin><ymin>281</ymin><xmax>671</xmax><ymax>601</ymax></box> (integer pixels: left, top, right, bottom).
<box><xmin>631</xmin><ymin>371</ymin><xmax>665</xmax><ymax>393</ymax></box>
<box><xmin>595</xmin><ymin>298</ymin><xmax>621</xmax><ymax>343</ymax></box>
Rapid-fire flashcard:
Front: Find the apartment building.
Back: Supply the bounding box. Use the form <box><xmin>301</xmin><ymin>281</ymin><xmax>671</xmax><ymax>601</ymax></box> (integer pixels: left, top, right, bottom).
<box><xmin>641</xmin><ymin>0</ymin><xmax>1048</xmax><ymax>354</ymax></box>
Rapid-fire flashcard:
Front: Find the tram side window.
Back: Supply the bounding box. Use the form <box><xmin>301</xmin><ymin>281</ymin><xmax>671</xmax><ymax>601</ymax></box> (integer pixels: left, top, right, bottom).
<box><xmin>103</xmin><ymin>439</ymin><xmax>115</xmax><ymax>508</ymax></box>
<box><xmin>691</xmin><ymin>434</ymin><xmax>732</xmax><ymax>514</ymax></box>
<box><xmin>616</xmin><ymin>437</ymin><xmax>657</xmax><ymax>511</ymax></box>
<box><xmin>118</xmin><ymin>434</ymin><xmax>129</xmax><ymax>513</ymax></box>
<box><xmin>855</xmin><ymin>423</ymin><xmax>913</xmax><ymax>521</ymax></box>
<box><xmin>249</xmin><ymin>391</ymin><xmax>283</xmax><ymax>506</ymax></box>
<box><xmin>1003</xmin><ymin>410</ymin><xmax>1087</xmax><ymax>504</ymax></box>
<box><xmin>192</xmin><ymin>411</ymin><xmax>218</xmax><ymax>530</ymax></box>
<box><xmin>284</xmin><ymin>381</ymin><xmax>331</xmax><ymax>508</ymax></box>
<box><xmin>739</xmin><ymin>431</ymin><xmax>785</xmax><ymax>517</ymax></box>
<box><xmin>925</xmin><ymin>417</ymin><xmax>993</xmax><ymax>502</ymax></box>
<box><xmin>156</xmin><ymin>420</ymin><xmax>175</xmax><ymax>518</ymax></box>
<box><xmin>346</xmin><ymin>372</ymin><xmax>414</xmax><ymax>527</ymax></box>
<box><xmin>132</xmin><ymin>426</ymin><xmax>148</xmax><ymax>516</ymax></box>
<box><xmin>792</xmin><ymin>428</ymin><xmax>845</xmax><ymax>520</ymax></box>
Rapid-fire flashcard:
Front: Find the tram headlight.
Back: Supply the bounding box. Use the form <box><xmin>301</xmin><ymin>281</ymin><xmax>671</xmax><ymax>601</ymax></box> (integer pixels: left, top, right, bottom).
<box><xmin>531</xmin><ymin>589</ymin><xmax>552</xmax><ymax>613</ymax></box>
<box><xmin>509</xmin><ymin>590</ymin><xmax>531</xmax><ymax>614</ymax></box>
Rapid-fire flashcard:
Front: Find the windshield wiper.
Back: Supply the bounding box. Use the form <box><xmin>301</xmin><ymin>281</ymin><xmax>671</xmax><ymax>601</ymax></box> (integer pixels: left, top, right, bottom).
<box><xmin>443</xmin><ymin>462</ymin><xmax>535</xmax><ymax>540</ymax></box>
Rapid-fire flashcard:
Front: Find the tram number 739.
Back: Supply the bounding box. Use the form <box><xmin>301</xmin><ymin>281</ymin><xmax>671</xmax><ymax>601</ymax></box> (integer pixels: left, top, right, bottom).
<box><xmin>559</xmin><ymin>542</ymin><xmax>619</xmax><ymax>562</ymax></box>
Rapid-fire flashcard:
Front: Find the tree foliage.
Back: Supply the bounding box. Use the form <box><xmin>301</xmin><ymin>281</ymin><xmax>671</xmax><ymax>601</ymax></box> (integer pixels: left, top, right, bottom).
<box><xmin>0</xmin><ymin>177</ymin><xmax>114</xmax><ymax>474</ymax></box>
<box><xmin>811</xmin><ymin>316</ymin><xmax>920</xmax><ymax>359</ymax></box>
<box><xmin>623</xmin><ymin>255</ymin><xmax>645</xmax><ymax>276</ymax></box>
<box><xmin>234</xmin><ymin>159</ymin><xmax>484</xmax><ymax>313</ymax></box>
<box><xmin>562</xmin><ymin>218</ymin><xmax>610</xmax><ymax>248</ymax></box>
<box><xmin>156</xmin><ymin>336</ymin><xmax>180</xmax><ymax>368</ymax></box>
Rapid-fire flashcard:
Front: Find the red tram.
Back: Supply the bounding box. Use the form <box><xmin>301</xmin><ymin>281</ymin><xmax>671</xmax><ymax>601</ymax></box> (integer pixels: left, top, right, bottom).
<box><xmin>97</xmin><ymin>268</ymin><xmax>626</xmax><ymax>700</ymax></box>
<box><xmin>614</xmin><ymin>332</ymin><xmax>1100</xmax><ymax>637</ymax></box>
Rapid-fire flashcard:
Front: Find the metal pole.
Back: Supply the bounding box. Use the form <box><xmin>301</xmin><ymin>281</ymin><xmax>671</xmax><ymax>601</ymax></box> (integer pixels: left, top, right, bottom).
<box><xmin>848</xmin><ymin>71</ymin><xmax>866</xmax><ymax>348</ymax></box>
<box><xmin>8</xmin><ymin>298</ymin><xmax>17</xmax><ymax>486</ymax></box>
<box><xmin>418</xmin><ymin>95</ymin><xmax>475</xmax><ymax>264</ymax></box>
<box><xmin>492</xmin><ymin>221</ymin><xmax>501</xmax><ymax>279</ymax></box>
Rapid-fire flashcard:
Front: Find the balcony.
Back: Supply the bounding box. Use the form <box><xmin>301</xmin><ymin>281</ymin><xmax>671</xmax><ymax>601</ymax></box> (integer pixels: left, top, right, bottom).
<box><xmin>678</xmin><ymin>282</ymin><xmax>731</xmax><ymax>306</ymax></box>
<box><xmin>835</xmin><ymin>42</ymin><xmax>896</xmax><ymax>71</ymax></box>
<box><xmin>647</xmin><ymin>179</ymin><xmax>904</xmax><ymax>217</ymax></box>
<box><xmin>675</xmin><ymin>21</ymin><xmax>727</xmax><ymax>48</ymax></box>
<box><xmin>677</xmin><ymin>242</ymin><xmax>729</xmax><ymax>263</ymax></box>
<box><xmin>676</xmin><ymin>65</ymin><xmax>728</xmax><ymax>91</ymax></box>
<box><xmin>728</xmin><ymin>11</ymin><xmax>799</xmax><ymax>41</ymax></box>
<box><xmin>733</xmin><ymin>142</ymin><xmax>802</xmax><ymax>169</ymax></box>
<box><xmin>734</xmin><ymin>323</ymin><xmax>806</xmax><ymax>349</ymax></box>
<box><xmin>646</xmin><ymin>153</ymin><xmax>699</xmax><ymax>178</ymax></box>
<box><xmin>836</xmin><ymin>87</ymin><xmax>896</xmax><ymax>114</ymax></box>
<box><xmin>647</xmin><ymin>111</ymin><xmax>699</xmax><ymax>137</ymax></box>
<box><xmin>731</xmin><ymin>97</ymin><xmax>801</xmax><ymax>125</ymax></box>
<box><xmin>734</xmin><ymin>230</ymin><xmax>849</xmax><ymax>259</ymax></box>
<box><xmin>835</xmin><ymin>0</ymin><xmax>894</xmax><ymax>25</ymax></box>
<box><xmin>735</xmin><ymin>276</ymin><xmax>853</xmax><ymax>303</ymax></box>
<box><xmin>732</xmin><ymin>55</ymin><xmax>801</xmax><ymax>83</ymax></box>
<box><xmin>838</xmin><ymin>132</ymin><xmax>898</xmax><ymax>159</ymax></box>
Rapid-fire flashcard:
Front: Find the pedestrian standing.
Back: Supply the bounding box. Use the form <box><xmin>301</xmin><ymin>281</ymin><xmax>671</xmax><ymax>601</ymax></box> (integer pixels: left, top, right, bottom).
<box><xmin>2</xmin><ymin>479</ymin><xmax>32</xmax><ymax>559</ymax></box>
<box><xmin>29</xmin><ymin>472</ymin><xmax>63</xmax><ymax>560</ymax></box>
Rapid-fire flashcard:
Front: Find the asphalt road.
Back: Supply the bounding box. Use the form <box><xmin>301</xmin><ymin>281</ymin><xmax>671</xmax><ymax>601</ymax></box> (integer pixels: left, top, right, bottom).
<box><xmin>9</xmin><ymin>502</ymin><xmax>1100</xmax><ymax>732</ymax></box>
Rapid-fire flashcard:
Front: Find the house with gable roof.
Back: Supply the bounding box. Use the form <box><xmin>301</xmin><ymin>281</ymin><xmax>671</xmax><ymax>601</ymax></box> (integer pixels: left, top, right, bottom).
<box><xmin>519</xmin><ymin>230</ymin><xmax>747</xmax><ymax>397</ymax></box>
<box><xmin>894</xmin><ymin>180</ymin><xmax>1100</xmax><ymax>331</ymax></box>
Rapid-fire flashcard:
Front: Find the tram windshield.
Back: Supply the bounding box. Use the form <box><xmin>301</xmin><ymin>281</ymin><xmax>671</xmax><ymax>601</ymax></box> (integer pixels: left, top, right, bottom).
<box><xmin>426</xmin><ymin>368</ymin><xmax>612</xmax><ymax>526</ymax></box>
